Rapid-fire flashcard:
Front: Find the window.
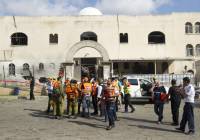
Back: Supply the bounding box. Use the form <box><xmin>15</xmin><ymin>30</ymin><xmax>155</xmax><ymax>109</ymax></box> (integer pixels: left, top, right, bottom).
<box><xmin>185</xmin><ymin>22</ymin><xmax>193</xmax><ymax>34</ymax></box>
<box><xmin>124</xmin><ymin>62</ymin><xmax>129</xmax><ymax>69</ymax></box>
<box><xmin>148</xmin><ymin>31</ymin><xmax>165</xmax><ymax>44</ymax></box>
<box><xmin>39</xmin><ymin>63</ymin><xmax>44</xmax><ymax>71</ymax></box>
<box><xmin>120</xmin><ymin>33</ymin><xmax>128</xmax><ymax>43</ymax></box>
<box><xmin>186</xmin><ymin>44</ymin><xmax>194</xmax><ymax>56</ymax></box>
<box><xmin>9</xmin><ymin>63</ymin><xmax>15</xmax><ymax>75</ymax></box>
<box><xmin>81</xmin><ymin>32</ymin><xmax>97</xmax><ymax>42</ymax></box>
<box><xmin>11</xmin><ymin>32</ymin><xmax>28</xmax><ymax>45</ymax></box>
<box><xmin>23</xmin><ymin>63</ymin><xmax>30</xmax><ymax>70</ymax></box>
<box><xmin>128</xmin><ymin>79</ymin><xmax>138</xmax><ymax>85</ymax></box>
<box><xmin>195</xmin><ymin>22</ymin><xmax>200</xmax><ymax>33</ymax></box>
<box><xmin>196</xmin><ymin>44</ymin><xmax>200</xmax><ymax>56</ymax></box>
<box><xmin>49</xmin><ymin>34</ymin><xmax>58</xmax><ymax>44</ymax></box>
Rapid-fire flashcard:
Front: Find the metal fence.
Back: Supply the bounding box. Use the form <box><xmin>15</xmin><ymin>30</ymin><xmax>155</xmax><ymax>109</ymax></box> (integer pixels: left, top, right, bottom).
<box><xmin>115</xmin><ymin>74</ymin><xmax>195</xmax><ymax>86</ymax></box>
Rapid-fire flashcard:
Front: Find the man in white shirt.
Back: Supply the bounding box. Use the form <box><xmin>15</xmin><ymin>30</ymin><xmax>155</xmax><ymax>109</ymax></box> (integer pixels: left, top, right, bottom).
<box><xmin>176</xmin><ymin>77</ymin><xmax>195</xmax><ymax>135</ymax></box>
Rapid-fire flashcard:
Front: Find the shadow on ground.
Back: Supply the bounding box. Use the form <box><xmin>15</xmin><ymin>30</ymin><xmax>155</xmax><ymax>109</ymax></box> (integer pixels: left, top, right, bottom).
<box><xmin>129</xmin><ymin>124</ymin><xmax>182</xmax><ymax>133</ymax></box>
<box><xmin>68</xmin><ymin>120</ymin><xmax>105</xmax><ymax>129</ymax></box>
<box><xmin>24</xmin><ymin>108</ymin><xmax>55</xmax><ymax>119</ymax></box>
<box><xmin>119</xmin><ymin>116</ymin><xmax>157</xmax><ymax>124</ymax></box>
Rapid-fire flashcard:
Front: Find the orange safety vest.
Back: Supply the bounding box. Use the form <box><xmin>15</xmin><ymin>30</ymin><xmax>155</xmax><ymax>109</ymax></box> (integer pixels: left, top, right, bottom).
<box><xmin>82</xmin><ymin>82</ymin><xmax>92</xmax><ymax>95</ymax></box>
<box><xmin>65</xmin><ymin>83</ymin><xmax>73</xmax><ymax>93</ymax></box>
<box><xmin>53</xmin><ymin>80</ymin><xmax>60</xmax><ymax>89</ymax></box>
<box><xmin>66</xmin><ymin>83</ymin><xmax>78</xmax><ymax>99</ymax></box>
<box><xmin>104</xmin><ymin>86</ymin><xmax>115</xmax><ymax>100</ymax></box>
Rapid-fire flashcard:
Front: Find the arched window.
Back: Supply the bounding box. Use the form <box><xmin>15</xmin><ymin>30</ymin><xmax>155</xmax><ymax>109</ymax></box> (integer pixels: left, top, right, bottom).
<box><xmin>23</xmin><ymin>63</ymin><xmax>29</xmax><ymax>70</ymax></box>
<box><xmin>11</xmin><ymin>32</ymin><xmax>28</xmax><ymax>45</ymax></box>
<box><xmin>186</xmin><ymin>44</ymin><xmax>194</xmax><ymax>56</ymax></box>
<box><xmin>185</xmin><ymin>22</ymin><xmax>193</xmax><ymax>33</ymax></box>
<box><xmin>196</xmin><ymin>44</ymin><xmax>200</xmax><ymax>56</ymax></box>
<box><xmin>148</xmin><ymin>31</ymin><xmax>165</xmax><ymax>44</ymax></box>
<box><xmin>9</xmin><ymin>63</ymin><xmax>15</xmax><ymax>75</ymax></box>
<box><xmin>80</xmin><ymin>32</ymin><xmax>97</xmax><ymax>42</ymax></box>
<box><xmin>195</xmin><ymin>22</ymin><xmax>200</xmax><ymax>33</ymax></box>
<box><xmin>39</xmin><ymin>63</ymin><xmax>44</xmax><ymax>71</ymax></box>
<box><xmin>49</xmin><ymin>34</ymin><xmax>58</xmax><ymax>44</ymax></box>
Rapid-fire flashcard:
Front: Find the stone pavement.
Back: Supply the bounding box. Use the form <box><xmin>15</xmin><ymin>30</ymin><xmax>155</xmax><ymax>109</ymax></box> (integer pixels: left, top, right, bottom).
<box><xmin>0</xmin><ymin>96</ymin><xmax>199</xmax><ymax>140</ymax></box>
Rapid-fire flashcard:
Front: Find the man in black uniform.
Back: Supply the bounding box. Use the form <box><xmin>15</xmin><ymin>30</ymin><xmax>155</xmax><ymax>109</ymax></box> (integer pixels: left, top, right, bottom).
<box><xmin>30</xmin><ymin>76</ymin><xmax>35</xmax><ymax>100</ymax></box>
<box><xmin>168</xmin><ymin>79</ymin><xmax>182</xmax><ymax>126</ymax></box>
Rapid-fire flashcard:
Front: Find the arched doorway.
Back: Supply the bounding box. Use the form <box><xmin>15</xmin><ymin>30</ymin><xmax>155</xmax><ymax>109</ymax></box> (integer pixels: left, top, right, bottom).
<box><xmin>65</xmin><ymin>40</ymin><xmax>109</xmax><ymax>80</ymax></box>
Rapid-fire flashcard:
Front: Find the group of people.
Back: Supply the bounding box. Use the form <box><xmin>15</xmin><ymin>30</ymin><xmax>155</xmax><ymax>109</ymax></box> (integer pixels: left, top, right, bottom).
<box><xmin>30</xmin><ymin>75</ymin><xmax>195</xmax><ymax>133</ymax></box>
<box><xmin>44</xmin><ymin>76</ymin><xmax>135</xmax><ymax>130</ymax></box>
<box><xmin>152</xmin><ymin>77</ymin><xmax>195</xmax><ymax>135</ymax></box>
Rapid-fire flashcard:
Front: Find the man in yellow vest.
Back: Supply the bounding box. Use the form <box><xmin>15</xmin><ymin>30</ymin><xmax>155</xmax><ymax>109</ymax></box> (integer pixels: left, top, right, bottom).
<box><xmin>81</xmin><ymin>76</ymin><xmax>92</xmax><ymax>117</ymax></box>
<box><xmin>123</xmin><ymin>77</ymin><xmax>135</xmax><ymax>113</ymax></box>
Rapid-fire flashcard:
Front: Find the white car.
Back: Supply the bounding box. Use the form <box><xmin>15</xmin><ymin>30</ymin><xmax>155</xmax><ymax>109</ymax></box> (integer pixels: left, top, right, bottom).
<box><xmin>121</xmin><ymin>78</ymin><xmax>168</xmax><ymax>103</ymax></box>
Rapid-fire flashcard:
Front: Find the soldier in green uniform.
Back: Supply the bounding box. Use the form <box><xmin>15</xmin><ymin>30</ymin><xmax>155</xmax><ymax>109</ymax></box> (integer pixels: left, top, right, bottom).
<box><xmin>52</xmin><ymin>77</ymin><xmax>64</xmax><ymax>119</ymax></box>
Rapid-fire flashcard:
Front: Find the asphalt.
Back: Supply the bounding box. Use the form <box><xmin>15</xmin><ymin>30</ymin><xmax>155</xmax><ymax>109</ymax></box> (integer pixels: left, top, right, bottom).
<box><xmin>0</xmin><ymin>96</ymin><xmax>199</xmax><ymax>140</ymax></box>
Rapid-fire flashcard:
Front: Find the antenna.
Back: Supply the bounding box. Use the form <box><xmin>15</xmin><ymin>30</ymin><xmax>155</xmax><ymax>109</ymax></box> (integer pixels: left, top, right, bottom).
<box><xmin>13</xmin><ymin>16</ymin><xmax>17</xmax><ymax>28</ymax></box>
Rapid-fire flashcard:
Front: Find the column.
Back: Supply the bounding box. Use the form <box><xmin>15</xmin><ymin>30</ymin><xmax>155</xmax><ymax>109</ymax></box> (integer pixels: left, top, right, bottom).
<box><xmin>102</xmin><ymin>61</ymin><xmax>111</xmax><ymax>80</ymax></box>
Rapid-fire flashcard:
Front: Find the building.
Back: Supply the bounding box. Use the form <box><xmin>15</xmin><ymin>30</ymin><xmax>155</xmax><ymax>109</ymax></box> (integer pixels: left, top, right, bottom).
<box><xmin>0</xmin><ymin>7</ymin><xmax>200</xmax><ymax>81</ymax></box>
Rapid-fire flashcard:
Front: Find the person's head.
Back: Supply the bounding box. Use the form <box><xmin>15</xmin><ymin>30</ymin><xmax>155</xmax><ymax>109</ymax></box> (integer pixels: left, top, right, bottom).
<box><xmin>57</xmin><ymin>76</ymin><xmax>61</xmax><ymax>81</ymax></box>
<box><xmin>114</xmin><ymin>77</ymin><xmax>119</xmax><ymax>82</ymax></box>
<box><xmin>171</xmin><ymin>79</ymin><xmax>176</xmax><ymax>86</ymax></box>
<box><xmin>84</xmin><ymin>76</ymin><xmax>89</xmax><ymax>82</ymax></box>
<box><xmin>107</xmin><ymin>78</ymin><xmax>112</xmax><ymax>86</ymax></box>
<box><xmin>183</xmin><ymin>77</ymin><xmax>190</xmax><ymax>86</ymax></box>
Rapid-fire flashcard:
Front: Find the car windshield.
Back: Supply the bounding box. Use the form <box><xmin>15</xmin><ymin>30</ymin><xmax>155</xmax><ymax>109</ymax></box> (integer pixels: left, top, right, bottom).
<box><xmin>128</xmin><ymin>79</ymin><xmax>138</xmax><ymax>85</ymax></box>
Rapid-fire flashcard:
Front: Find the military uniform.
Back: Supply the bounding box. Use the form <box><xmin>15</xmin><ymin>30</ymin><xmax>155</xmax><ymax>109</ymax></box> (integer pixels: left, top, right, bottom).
<box><xmin>52</xmin><ymin>78</ymin><xmax>64</xmax><ymax>119</ymax></box>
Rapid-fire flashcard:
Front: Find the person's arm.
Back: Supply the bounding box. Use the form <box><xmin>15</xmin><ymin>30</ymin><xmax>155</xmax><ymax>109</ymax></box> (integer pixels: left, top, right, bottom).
<box><xmin>181</xmin><ymin>86</ymin><xmax>191</xmax><ymax>97</ymax></box>
<box><xmin>97</xmin><ymin>86</ymin><xmax>102</xmax><ymax>98</ymax></box>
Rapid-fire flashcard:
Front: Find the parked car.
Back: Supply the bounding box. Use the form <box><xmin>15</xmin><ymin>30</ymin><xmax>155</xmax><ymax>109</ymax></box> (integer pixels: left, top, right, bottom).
<box><xmin>120</xmin><ymin>78</ymin><xmax>168</xmax><ymax>104</ymax></box>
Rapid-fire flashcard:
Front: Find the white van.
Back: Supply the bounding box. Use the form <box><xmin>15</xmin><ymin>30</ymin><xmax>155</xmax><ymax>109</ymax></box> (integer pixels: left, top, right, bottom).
<box><xmin>121</xmin><ymin>78</ymin><xmax>155</xmax><ymax>103</ymax></box>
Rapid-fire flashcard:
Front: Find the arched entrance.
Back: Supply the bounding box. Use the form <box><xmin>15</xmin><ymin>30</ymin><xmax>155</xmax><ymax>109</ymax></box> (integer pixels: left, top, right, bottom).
<box><xmin>64</xmin><ymin>40</ymin><xmax>110</xmax><ymax>80</ymax></box>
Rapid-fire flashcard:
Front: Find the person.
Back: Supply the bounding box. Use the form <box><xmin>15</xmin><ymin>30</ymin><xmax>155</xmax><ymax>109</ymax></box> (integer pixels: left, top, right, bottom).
<box><xmin>46</xmin><ymin>78</ymin><xmax>54</xmax><ymax>113</ymax></box>
<box><xmin>66</xmin><ymin>79</ymin><xmax>79</xmax><ymax>118</ymax></box>
<box><xmin>112</xmin><ymin>77</ymin><xmax>122</xmax><ymax>112</ymax></box>
<box><xmin>52</xmin><ymin>77</ymin><xmax>64</xmax><ymax>119</ymax></box>
<box><xmin>152</xmin><ymin>80</ymin><xmax>167</xmax><ymax>124</ymax></box>
<box><xmin>97</xmin><ymin>79</ymin><xmax>107</xmax><ymax>121</ymax></box>
<box><xmin>103</xmin><ymin>79</ymin><xmax>116</xmax><ymax>130</ymax></box>
<box><xmin>64</xmin><ymin>78</ymin><xmax>71</xmax><ymax>115</ymax></box>
<box><xmin>91</xmin><ymin>79</ymin><xmax>98</xmax><ymax>115</ymax></box>
<box><xmin>77</xmin><ymin>78</ymin><xmax>84</xmax><ymax>114</ymax></box>
<box><xmin>123</xmin><ymin>77</ymin><xmax>135</xmax><ymax>113</ymax></box>
<box><xmin>176</xmin><ymin>77</ymin><xmax>195</xmax><ymax>135</ymax></box>
<box><xmin>81</xmin><ymin>76</ymin><xmax>92</xmax><ymax>117</ymax></box>
<box><xmin>29</xmin><ymin>76</ymin><xmax>35</xmax><ymax>100</ymax></box>
<box><xmin>168</xmin><ymin>79</ymin><xmax>182</xmax><ymax>126</ymax></box>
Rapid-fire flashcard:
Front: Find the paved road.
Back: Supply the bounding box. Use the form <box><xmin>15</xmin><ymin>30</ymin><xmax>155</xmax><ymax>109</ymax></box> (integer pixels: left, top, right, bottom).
<box><xmin>0</xmin><ymin>97</ymin><xmax>199</xmax><ymax>140</ymax></box>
